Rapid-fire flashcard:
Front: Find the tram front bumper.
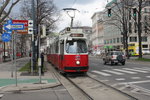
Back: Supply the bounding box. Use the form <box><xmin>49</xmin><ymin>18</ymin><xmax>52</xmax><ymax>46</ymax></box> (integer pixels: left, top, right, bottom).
<box><xmin>64</xmin><ymin>66</ymin><xmax>89</xmax><ymax>72</ymax></box>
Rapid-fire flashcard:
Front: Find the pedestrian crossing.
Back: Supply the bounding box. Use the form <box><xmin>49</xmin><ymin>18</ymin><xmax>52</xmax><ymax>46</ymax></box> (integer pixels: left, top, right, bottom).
<box><xmin>91</xmin><ymin>67</ymin><xmax>150</xmax><ymax>76</ymax></box>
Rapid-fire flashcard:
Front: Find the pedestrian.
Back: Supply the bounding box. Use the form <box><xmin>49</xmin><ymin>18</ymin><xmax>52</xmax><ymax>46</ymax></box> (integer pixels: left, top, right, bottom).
<box><xmin>41</xmin><ymin>52</ymin><xmax>44</xmax><ymax>74</ymax></box>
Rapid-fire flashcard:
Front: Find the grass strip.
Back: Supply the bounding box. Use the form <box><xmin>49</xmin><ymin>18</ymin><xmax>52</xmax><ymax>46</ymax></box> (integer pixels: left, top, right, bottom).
<box><xmin>135</xmin><ymin>58</ymin><xmax>150</xmax><ymax>62</ymax></box>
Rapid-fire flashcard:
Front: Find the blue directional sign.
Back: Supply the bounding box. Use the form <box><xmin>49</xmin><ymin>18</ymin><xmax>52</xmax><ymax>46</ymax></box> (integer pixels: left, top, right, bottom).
<box><xmin>4</xmin><ymin>23</ymin><xmax>24</xmax><ymax>31</ymax></box>
<box><xmin>1</xmin><ymin>33</ymin><xmax>11</xmax><ymax>42</ymax></box>
<box><xmin>7</xmin><ymin>30</ymin><xmax>12</xmax><ymax>34</ymax></box>
<box><xmin>7</xmin><ymin>20</ymin><xmax>12</xmax><ymax>24</ymax></box>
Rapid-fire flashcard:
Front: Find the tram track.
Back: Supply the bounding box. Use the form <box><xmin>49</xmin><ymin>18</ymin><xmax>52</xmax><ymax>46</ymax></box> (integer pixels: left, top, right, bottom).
<box><xmin>65</xmin><ymin>76</ymin><xmax>94</xmax><ymax>100</ymax></box>
<box><xmin>47</xmin><ymin>62</ymin><xmax>93</xmax><ymax>100</ymax></box>
<box><xmin>47</xmin><ymin>62</ymin><xmax>138</xmax><ymax>100</ymax></box>
<box><xmin>87</xmin><ymin>73</ymin><xmax>138</xmax><ymax>100</ymax></box>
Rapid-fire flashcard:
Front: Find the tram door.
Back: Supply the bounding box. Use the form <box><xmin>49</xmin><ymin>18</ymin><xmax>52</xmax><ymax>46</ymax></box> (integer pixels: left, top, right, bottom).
<box><xmin>60</xmin><ymin>40</ymin><xmax>64</xmax><ymax>70</ymax></box>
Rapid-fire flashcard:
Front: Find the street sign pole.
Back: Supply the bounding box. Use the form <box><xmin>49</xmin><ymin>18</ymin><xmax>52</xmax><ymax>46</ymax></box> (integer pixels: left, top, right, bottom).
<box><xmin>11</xmin><ymin>34</ymin><xmax>14</xmax><ymax>78</ymax></box>
<box><xmin>14</xmin><ymin>32</ymin><xmax>17</xmax><ymax>86</ymax></box>
<box><xmin>31</xmin><ymin>34</ymin><xmax>34</xmax><ymax>74</ymax></box>
<box><xmin>38</xmin><ymin>25</ymin><xmax>41</xmax><ymax>83</ymax></box>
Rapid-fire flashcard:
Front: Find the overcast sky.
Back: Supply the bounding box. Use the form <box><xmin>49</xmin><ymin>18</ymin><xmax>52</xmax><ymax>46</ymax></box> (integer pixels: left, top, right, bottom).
<box><xmin>10</xmin><ymin>0</ymin><xmax>109</xmax><ymax>32</ymax></box>
<box><xmin>54</xmin><ymin>0</ymin><xmax>108</xmax><ymax>32</ymax></box>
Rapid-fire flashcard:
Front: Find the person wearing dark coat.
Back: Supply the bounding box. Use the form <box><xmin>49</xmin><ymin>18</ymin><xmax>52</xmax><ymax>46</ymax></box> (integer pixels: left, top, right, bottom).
<box><xmin>41</xmin><ymin>52</ymin><xmax>44</xmax><ymax>74</ymax></box>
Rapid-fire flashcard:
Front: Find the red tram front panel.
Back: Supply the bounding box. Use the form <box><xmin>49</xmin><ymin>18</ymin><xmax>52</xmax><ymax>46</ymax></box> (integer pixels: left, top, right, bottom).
<box><xmin>60</xmin><ymin>54</ymin><xmax>88</xmax><ymax>72</ymax></box>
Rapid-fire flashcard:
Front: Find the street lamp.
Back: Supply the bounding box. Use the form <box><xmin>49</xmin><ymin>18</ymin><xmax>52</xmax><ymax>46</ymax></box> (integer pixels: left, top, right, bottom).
<box><xmin>63</xmin><ymin>8</ymin><xmax>79</xmax><ymax>28</ymax></box>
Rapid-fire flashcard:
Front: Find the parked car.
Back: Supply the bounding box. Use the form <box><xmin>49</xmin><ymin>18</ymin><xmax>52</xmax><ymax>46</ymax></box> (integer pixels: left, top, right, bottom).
<box><xmin>103</xmin><ymin>51</ymin><xmax>126</xmax><ymax>65</ymax></box>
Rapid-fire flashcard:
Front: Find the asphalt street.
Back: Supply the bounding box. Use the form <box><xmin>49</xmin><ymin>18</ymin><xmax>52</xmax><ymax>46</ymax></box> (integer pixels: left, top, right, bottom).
<box><xmin>88</xmin><ymin>56</ymin><xmax>150</xmax><ymax>100</ymax></box>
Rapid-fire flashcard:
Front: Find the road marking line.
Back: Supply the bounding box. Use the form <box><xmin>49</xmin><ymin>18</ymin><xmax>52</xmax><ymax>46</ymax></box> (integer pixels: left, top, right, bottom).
<box><xmin>113</xmin><ymin>69</ymin><xmax>137</xmax><ymax>74</ymax></box>
<box><xmin>146</xmin><ymin>76</ymin><xmax>150</xmax><ymax>78</ymax></box>
<box><xmin>92</xmin><ymin>70</ymin><xmax>111</xmax><ymax>76</ymax></box>
<box><xmin>122</xmin><ymin>68</ymin><xmax>148</xmax><ymax>73</ymax></box>
<box><xmin>102</xmin><ymin>70</ymin><xmax>124</xmax><ymax>75</ymax></box>
<box><xmin>0</xmin><ymin>94</ymin><xmax>4</xmax><ymax>98</ymax></box>
<box><xmin>117</xmin><ymin>80</ymin><xmax>150</xmax><ymax>85</ymax></box>
<box><xmin>115</xmin><ymin>78</ymin><xmax>125</xmax><ymax>81</ymax></box>
<box><xmin>134</xmin><ymin>67</ymin><xmax>150</xmax><ymax>71</ymax></box>
<box><xmin>131</xmin><ymin>77</ymin><xmax>141</xmax><ymax>80</ymax></box>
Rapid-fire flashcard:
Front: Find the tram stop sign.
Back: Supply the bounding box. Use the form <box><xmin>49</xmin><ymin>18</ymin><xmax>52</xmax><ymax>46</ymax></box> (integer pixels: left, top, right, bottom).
<box><xmin>2</xmin><ymin>33</ymin><xmax>11</xmax><ymax>42</ymax></box>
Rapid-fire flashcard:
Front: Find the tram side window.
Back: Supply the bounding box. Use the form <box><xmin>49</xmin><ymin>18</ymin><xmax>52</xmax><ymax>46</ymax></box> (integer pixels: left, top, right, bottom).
<box><xmin>55</xmin><ymin>41</ymin><xmax>59</xmax><ymax>53</ymax></box>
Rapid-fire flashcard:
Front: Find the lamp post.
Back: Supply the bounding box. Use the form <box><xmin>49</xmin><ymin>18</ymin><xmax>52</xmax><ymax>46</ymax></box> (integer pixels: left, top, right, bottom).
<box><xmin>63</xmin><ymin>8</ymin><xmax>79</xmax><ymax>28</ymax></box>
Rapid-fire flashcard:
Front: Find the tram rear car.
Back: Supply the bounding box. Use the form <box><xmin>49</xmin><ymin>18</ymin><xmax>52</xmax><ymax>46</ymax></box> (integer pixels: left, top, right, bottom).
<box><xmin>47</xmin><ymin>29</ymin><xmax>89</xmax><ymax>73</ymax></box>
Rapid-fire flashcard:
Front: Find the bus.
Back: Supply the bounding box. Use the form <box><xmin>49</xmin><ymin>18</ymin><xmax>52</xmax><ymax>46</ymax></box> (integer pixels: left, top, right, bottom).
<box><xmin>128</xmin><ymin>43</ymin><xmax>150</xmax><ymax>56</ymax></box>
<box><xmin>128</xmin><ymin>43</ymin><xmax>139</xmax><ymax>56</ymax></box>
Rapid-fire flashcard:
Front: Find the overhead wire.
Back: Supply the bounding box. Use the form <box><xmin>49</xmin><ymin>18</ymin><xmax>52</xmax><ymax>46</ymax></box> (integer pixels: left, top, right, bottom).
<box><xmin>72</xmin><ymin>0</ymin><xmax>77</xmax><ymax>7</ymax></box>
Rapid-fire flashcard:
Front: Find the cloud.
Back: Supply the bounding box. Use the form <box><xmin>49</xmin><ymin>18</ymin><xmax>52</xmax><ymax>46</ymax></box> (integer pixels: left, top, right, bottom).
<box><xmin>54</xmin><ymin>0</ymin><xmax>98</xmax><ymax>9</ymax></box>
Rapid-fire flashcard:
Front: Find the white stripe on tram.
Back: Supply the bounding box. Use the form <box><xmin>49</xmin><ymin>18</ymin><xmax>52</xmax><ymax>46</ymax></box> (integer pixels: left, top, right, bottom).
<box><xmin>92</xmin><ymin>70</ymin><xmax>111</xmax><ymax>76</ymax></box>
<box><xmin>102</xmin><ymin>70</ymin><xmax>124</xmax><ymax>75</ymax></box>
<box><xmin>113</xmin><ymin>69</ymin><xmax>137</xmax><ymax>74</ymax></box>
<box><xmin>122</xmin><ymin>68</ymin><xmax>148</xmax><ymax>73</ymax></box>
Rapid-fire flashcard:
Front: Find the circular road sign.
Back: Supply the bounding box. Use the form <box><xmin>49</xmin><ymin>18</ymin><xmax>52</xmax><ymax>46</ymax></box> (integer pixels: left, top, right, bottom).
<box><xmin>2</xmin><ymin>33</ymin><xmax>11</xmax><ymax>42</ymax></box>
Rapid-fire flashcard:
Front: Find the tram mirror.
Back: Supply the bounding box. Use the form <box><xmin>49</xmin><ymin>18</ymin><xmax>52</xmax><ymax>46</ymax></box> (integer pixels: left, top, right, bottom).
<box><xmin>69</xmin><ymin>42</ymin><xmax>73</xmax><ymax>45</ymax></box>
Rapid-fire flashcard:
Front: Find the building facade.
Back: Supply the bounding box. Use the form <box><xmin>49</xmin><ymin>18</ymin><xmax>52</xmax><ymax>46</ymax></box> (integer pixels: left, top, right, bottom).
<box><xmin>91</xmin><ymin>0</ymin><xmax>150</xmax><ymax>54</ymax></box>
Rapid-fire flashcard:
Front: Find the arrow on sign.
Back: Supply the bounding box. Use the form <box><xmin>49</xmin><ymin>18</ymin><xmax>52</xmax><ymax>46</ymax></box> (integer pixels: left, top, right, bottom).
<box><xmin>4</xmin><ymin>23</ymin><xmax>24</xmax><ymax>31</ymax></box>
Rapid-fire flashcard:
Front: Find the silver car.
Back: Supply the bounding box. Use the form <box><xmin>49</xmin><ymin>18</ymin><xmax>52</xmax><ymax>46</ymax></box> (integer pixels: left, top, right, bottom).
<box><xmin>103</xmin><ymin>51</ymin><xmax>126</xmax><ymax>65</ymax></box>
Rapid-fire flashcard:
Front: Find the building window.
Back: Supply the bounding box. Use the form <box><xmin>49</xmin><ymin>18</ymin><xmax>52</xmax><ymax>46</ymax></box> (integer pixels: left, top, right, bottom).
<box><xmin>142</xmin><ymin>36</ymin><xmax>147</xmax><ymax>42</ymax></box>
<box><xmin>117</xmin><ymin>38</ymin><xmax>120</xmax><ymax>43</ymax></box>
<box><xmin>110</xmin><ymin>39</ymin><xmax>112</xmax><ymax>44</ymax></box>
<box><xmin>130</xmin><ymin>37</ymin><xmax>137</xmax><ymax>42</ymax></box>
<box><xmin>113</xmin><ymin>38</ymin><xmax>116</xmax><ymax>43</ymax></box>
<box><xmin>104</xmin><ymin>40</ymin><xmax>106</xmax><ymax>44</ymax></box>
<box><xmin>142</xmin><ymin>44</ymin><xmax>148</xmax><ymax>48</ymax></box>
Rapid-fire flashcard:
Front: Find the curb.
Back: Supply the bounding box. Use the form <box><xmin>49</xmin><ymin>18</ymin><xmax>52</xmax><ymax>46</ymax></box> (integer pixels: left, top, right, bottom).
<box><xmin>0</xmin><ymin>82</ymin><xmax>62</xmax><ymax>92</ymax></box>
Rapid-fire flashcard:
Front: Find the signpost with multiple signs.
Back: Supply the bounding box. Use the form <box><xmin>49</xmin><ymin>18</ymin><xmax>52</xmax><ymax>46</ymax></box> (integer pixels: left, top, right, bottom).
<box><xmin>1</xmin><ymin>19</ymin><xmax>33</xmax><ymax>86</ymax></box>
<box><xmin>12</xmin><ymin>20</ymin><xmax>33</xmax><ymax>34</ymax></box>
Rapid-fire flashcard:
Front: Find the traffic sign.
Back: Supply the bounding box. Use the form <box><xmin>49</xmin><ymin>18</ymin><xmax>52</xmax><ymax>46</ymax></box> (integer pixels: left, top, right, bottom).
<box><xmin>4</xmin><ymin>23</ymin><xmax>24</xmax><ymax>31</ymax></box>
<box><xmin>28</xmin><ymin>28</ymin><xmax>33</xmax><ymax>34</ymax></box>
<box><xmin>12</xmin><ymin>20</ymin><xmax>33</xmax><ymax>34</ymax></box>
<box><xmin>1</xmin><ymin>33</ymin><xmax>11</xmax><ymax>42</ymax></box>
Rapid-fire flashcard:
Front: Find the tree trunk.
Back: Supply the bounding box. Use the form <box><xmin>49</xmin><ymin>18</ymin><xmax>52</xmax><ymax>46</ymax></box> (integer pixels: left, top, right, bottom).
<box><xmin>138</xmin><ymin>0</ymin><xmax>142</xmax><ymax>58</ymax></box>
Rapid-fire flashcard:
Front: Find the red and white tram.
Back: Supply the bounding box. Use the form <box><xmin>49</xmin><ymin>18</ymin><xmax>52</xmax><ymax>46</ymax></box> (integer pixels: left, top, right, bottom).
<box><xmin>47</xmin><ymin>28</ymin><xmax>89</xmax><ymax>73</ymax></box>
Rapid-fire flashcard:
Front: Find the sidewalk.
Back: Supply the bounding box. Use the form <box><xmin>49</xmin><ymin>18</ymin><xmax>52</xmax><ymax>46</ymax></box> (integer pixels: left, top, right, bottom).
<box><xmin>0</xmin><ymin>61</ymin><xmax>61</xmax><ymax>92</ymax></box>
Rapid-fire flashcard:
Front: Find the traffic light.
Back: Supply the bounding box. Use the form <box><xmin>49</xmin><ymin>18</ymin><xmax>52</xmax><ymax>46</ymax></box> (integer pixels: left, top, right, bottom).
<box><xmin>145</xmin><ymin>26</ymin><xmax>147</xmax><ymax>33</ymax></box>
<box><xmin>133</xmin><ymin>8</ymin><xmax>136</xmax><ymax>16</ymax></box>
<box><xmin>108</xmin><ymin>9</ymin><xmax>111</xmax><ymax>17</ymax></box>
<box><xmin>66</xmin><ymin>27</ymin><xmax>71</xmax><ymax>31</ymax></box>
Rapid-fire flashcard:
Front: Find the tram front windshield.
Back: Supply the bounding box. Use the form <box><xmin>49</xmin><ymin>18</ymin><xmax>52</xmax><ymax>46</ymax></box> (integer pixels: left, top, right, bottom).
<box><xmin>66</xmin><ymin>40</ymin><xmax>87</xmax><ymax>53</ymax></box>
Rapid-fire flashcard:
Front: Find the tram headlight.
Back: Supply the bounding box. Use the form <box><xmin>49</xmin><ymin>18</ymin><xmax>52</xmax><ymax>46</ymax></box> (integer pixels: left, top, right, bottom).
<box><xmin>76</xmin><ymin>61</ymin><xmax>80</xmax><ymax>65</ymax></box>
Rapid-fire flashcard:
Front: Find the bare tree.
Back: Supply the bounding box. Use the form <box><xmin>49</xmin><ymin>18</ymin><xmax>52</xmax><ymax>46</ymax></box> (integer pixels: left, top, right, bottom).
<box><xmin>20</xmin><ymin>0</ymin><xmax>59</xmax><ymax>32</ymax></box>
<box><xmin>106</xmin><ymin>0</ymin><xmax>134</xmax><ymax>59</ymax></box>
<box><xmin>135</xmin><ymin>0</ymin><xmax>150</xmax><ymax>58</ymax></box>
<box><xmin>0</xmin><ymin>0</ymin><xmax>20</xmax><ymax>23</ymax></box>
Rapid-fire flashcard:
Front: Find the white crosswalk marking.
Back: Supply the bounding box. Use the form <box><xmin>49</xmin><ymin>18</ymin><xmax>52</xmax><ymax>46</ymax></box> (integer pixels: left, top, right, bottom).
<box><xmin>146</xmin><ymin>76</ymin><xmax>150</xmax><ymax>78</ymax></box>
<box><xmin>115</xmin><ymin>78</ymin><xmax>125</xmax><ymax>81</ymax></box>
<box><xmin>131</xmin><ymin>77</ymin><xmax>141</xmax><ymax>80</ymax></box>
<box><xmin>122</xmin><ymin>68</ymin><xmax>148</xmax><ymax>73</ymax></box>
<box><xmin>92</xmin><ymin>70</ymin><xmax>111</xmax><ymax>76</ymax></box>
<box><xmin>134</xmin><ymin>67</ymin><xmax>150</xmax><ymax>71</ymax></box>
<box><xmin>102</xmin><ymin>70</ymin><xmax>124</xmax><ymax>75</ymax></box>
<box><xmin>113</xmin><ymin>69</ymin><xmax>137</xmax><ymax>74</ymax></box>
